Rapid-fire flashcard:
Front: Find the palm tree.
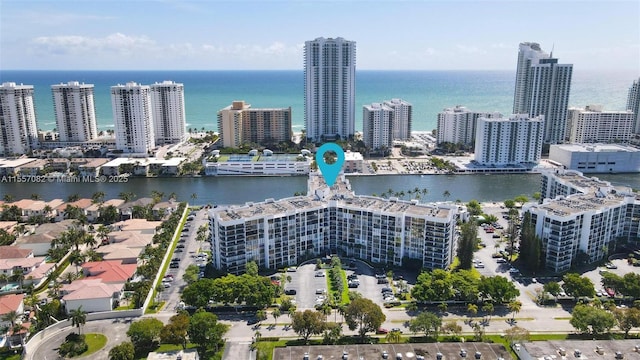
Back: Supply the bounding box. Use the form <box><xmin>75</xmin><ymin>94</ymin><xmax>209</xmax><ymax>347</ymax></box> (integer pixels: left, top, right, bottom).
<box><xmin>69</xmin><ymin>306</ymin><xmax>87</xmax><ymax>334</ymax></box>
<box><xmin>96</xmin><ymin>225</ymin><xmax>110</xmax><ymax>245</ymax></box>
<box><xmin>69</xmin><ymin>250</ymin><xmax>86</xmax><ymax>275</ymax></box>
<box><xmin>508</xmin><ymin>300</ymin><xmax>522</xmax><ymax>324</ymax></box>
<box><xmin>386</xmin><ymin>330</ymin><xmax>402</xmax><ymax>343</ymax></box>
<box><xmin>30</xmin><ymin>193</ymin><xmax>41</xmax><ymax>200</ymax></box>
<box><xmin>443</xmin><ymin>190</ymin><xmax>451</xmax><ymax>201</ymax></box>
<box><xmin>91</xmin><ymin>191</ymin><xmax>105</xmax><ymax>204</ymax></box>
<box><xmin>190</xmin><ymin>193</ymin><xmax>198</xmax><ymax>201</ymax></box>
<box><xmin>467</xmin><ymin>303</ymin><xmax>478</xmax><ymax>324</ymax></box>
<box><xmin>2</xmin><ymin>310</ymin><xmax>19</xmax><ymax>328</ymax></box>
<box><xmin>64</xmin><ymin>272</ymin><xmax>76</xmax><ymax>284</ymax></box>
<box><xmin>12</xmin><ymin>268</ymin><xmax>24</xmax><ymax>290</ymax></box>
<box><xmin>118</xmin><ymin>191</ymin><xmax>136</xmax><ymax>202</ymax></box>
<box><xmin>84</xmin><ymin>248</ymin><xmax>102</xmax><ymax>262</ymax></box>
<box><xmin>67</xmin><ymin>194</ymin><xmax>80</xmax><ymax>202</ymax></box>
<box><xmin>3</xmin><ymin>194</ymin><xmax>14</xmax><ymax>202</ymax></box>
<box><xmin>482</xmin><ymin>302</ymin><xmax>494</xmax><ymax>323</ymax></box>
<box><xmin>319</xmin><ymin>302</ymin><xmax>332</xmax><ymax>321</ymax></box>
<box><xmin>272</xmin><ymin>308</ymin><xmax>281</xmax><ymax>327</ymax></box>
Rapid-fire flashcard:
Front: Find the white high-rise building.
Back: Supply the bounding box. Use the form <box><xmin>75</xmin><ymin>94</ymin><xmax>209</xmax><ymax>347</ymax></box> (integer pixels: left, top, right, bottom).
<box><xmin>52</xmin><ymin>81</ymin><xmax>98</xmax><ymax>142</ymax></box>
<box><xmin>512</xmin><ymin>42</ymin><xmax>572</xmax><ymax>144</ymax></box>
<box><xmin>627</xmin><ymin>78</ymin><xmax>640</xmax><ymax>133</ymax></box>
<box><xmin>513</xmin><ymin>42</ymin><xmax>549</xmax><ymax>114</ymax></box>
<box><xmin>111</xmin><ymin>82</ymin><xmax>155</xmax><ymax>154</ymax></box>
<box><xmin>384</xmin><ymin>98</ymin><xmax>412</xmax><ymax>140</ymax></box>
<box><xmin>150</xmin><ymin>81</ymin><xmax>186</xmax><ymax>145</ymax></box>
<box><xmin>567</xmin><ymin>105</ymin><xmax>635</xmax><ymax>143</ymax></box>
<box><xmin>437</xmin><ymin>106</ymin><xmax>502</xmax><ymax>147</ymax></box>
<box><xmin>363</xmin><ymin>103</ymin><xmax>393</xmax><ymax>152</ymax></box>
<box><xmin>474</xmin><ymin>114</ymin><xmax>545</xmax><ymax>165</ymax></box>
<box><xmin>304</xmin><ymin>37</ymin><xmax>356</xmax><ymax>143</ymax></box>
<box><xmin>0</xmin><ymin>82</ymin><xmax>39</xmax><ymax>156</ymax></box>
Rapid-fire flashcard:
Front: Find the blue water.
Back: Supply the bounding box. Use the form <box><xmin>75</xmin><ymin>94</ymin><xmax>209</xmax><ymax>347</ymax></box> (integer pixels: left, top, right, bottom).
<box><xmin>0</xmin><ymin>69</ymin><xmax>635</xmax><ymax>133</ymax></box>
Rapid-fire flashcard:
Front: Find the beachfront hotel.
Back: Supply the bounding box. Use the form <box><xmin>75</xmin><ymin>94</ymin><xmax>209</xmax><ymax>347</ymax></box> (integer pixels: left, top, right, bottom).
<box><xmin>150</xmin><ymin>81</ymin><xmax>186</xmax><ymax>145</ymax></box>
<box><xmin>362</xmin><ymin>102</ymin><xmax>393</xmax><ymax>152</ymax></box>
<box><xmin>436</xmin><ymin>105</ymin><xmax>503</xmax><ymax>147</ymax></box>
<box><xmin>51</xmin><ymin>81</ymin><xmax>98</xmax><ymax>143</ymax></box>
<box><xmin>0</xmin><ymin>82</ymin><xmax>39</xmax><ymax>156</ymax></box>
<box><xmin>217</xmin><ymin>101</ymin><xmax>292</xmax><ymax>148</ymax></box>
<box><xmin>474</xmin><ymin>114</ymin><xmax>545</xmax><ymax>166</ymax></box>
<box><xmin>208</xmin><ymin>174</ymin><xmax>459</xmax><ymax>274</ymax></box>
<box><xmin>524</xmin><ymin>169</ymin><xmax>640</xmax><ymax>273</ymax></box>
<box><xmin>111</xmin><ymin>82</ymin><xmax>155</xmax><ymax>154</ymax></box>
<box><xmin>512</xmin><ymin>42</ymin><xmax>573</xmax><ymax>144</ymax></box>
<box><xmin>566</xmin><ymin>105</ymin><xmax>635</xmax><ymax>144</ymax></box>
<box><xmin>304</xmin><ymin>37</ymin><xmax>356</xmax><ymax>143</ymax></box>
<box><xmin>627</xmin><ymin>78</ymin><xmax>640</xmax><ymax>133</ymax></box>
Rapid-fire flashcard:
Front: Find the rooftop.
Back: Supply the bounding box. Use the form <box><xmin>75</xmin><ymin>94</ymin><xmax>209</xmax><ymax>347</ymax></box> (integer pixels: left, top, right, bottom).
<box><xmin>552</xmin><ymin>143</ymin><xmax>640</xmax><ymax>153</ymax></box>
<box><xmin>519</xmin><ymin>340</ymin><xmax>640</xmax><ymax>360</ymax></box>
<box><xmin>0</xmin><ymin>294</ymin><xmax>24</xmax><ymax>315</ymax></box>
<box><xmin>0</xmin><ymin>246</ymin><xmax>32</xmax><ymax>259</ymax></box>
<box><xmin>82</xmin><ymin>260</ymin><xmax>137</xmax><ymax>283</ymax></box>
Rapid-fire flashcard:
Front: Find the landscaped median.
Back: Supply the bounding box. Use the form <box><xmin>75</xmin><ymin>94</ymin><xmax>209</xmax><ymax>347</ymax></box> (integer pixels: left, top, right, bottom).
<box><xmin>325</xmin><ymin>257</ymin><xmax>350</xmax><ymax>307</ymax></box>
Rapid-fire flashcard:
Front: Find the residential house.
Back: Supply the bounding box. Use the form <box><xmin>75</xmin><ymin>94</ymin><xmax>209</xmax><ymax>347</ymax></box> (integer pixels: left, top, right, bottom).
<box><xmin>117</xmin><ymin>198</ymin><xmax>155</xmax><ymax>220</ymax></box>
<box><xmin>152</xmin><ymin>201</ymin><xmax>179</xmax><ymax>220</ymax></box>
<box><xmin>15</xmin><ymin>220</ymin><xmax>75</xmax><ymax>256</ymax></box>
<box><xmin>78</xmin><ymin>158</ymin><xmax>109</xmax><ymax>178</ymax></box>
<box><xmin>0</xmin><ymin>294</ymin><xmax>25</xmax><ymax>348</ymax></box>
<box><xmin>85</xmin><ymin>198</ymin><xmax>124</xmax><ymax>222</ymax></box>
<box><xmin>0</xmin><ymin>247</ymin><xmax>33</xmax><ymax>260</ymax></box>
<box><xmin>61</xmin><ymin>279</ymin><xmax>124</xmax><ymax>314</ymax></box>
<box><xmin>81</xmin><ymin>260</ymin><xmax>137</xmax><ymax>284</ymax></box>
<box><xmin>54</xmin><ymin>198</ymin><xmax>92</xmax><ymax>222</ymax></box>
<box><xmin>112</xmin><ymin>219</ymin><xmax>161</xmax><ymax>235</ymax></box>
<box><xmin>0</xmin><ymin>257</ymin><xmax>50</xmax><ymax>287</ymax></box>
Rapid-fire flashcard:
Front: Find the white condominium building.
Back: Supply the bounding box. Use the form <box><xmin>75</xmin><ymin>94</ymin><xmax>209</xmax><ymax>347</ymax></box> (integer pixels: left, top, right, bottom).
<box><xmin>627</xmin><ymin>78</ymin><xmax>640</xmax><ymax>133</ymax></box>
<box><xmin>436</xmin><ymin>105</ymin><xmax>502</xmax><ymax>147</ymax></box>
<box><xmin>217</xmin><ymin>101</ymin><xmax>292</xmax><ymax>148</ymax></box>
<box><xmin>513</xmin><ymin>42</ymin><xmax>549</xmax><ymax>114</ymax></box>
<box><xmin>150</xmin><ymin>81</ymin><xmax>186</xmax><ymax>145</ymax></box>
<box><xmin>384</xmin><ymin>98</ymin><xmax>412</xmax><ymax>140</ymax></box>
<box><xmin>0</xmin><ymin>82</ymin><xmax>39</xmax><ymax>156</ymax></box>
<box><xmin>362</xmin><ymin>103</ymin><xmax>393</xmax><ymax>151</ymax></box>
<box><xmin>474</xmin><ymin>114</ymin><xmax>544</xmax><ymax>166</ymax></box>
<box><xmin>209</xmin><ymin>175</ymin><xmax>458</xmax><ymax>274</ymax></box>
<box><xmin>524</xmin><ymin>169</ymin><xmax>640</xmax><ymax>273</ymax></box>
<box><xmin>567</xmin><ymin>105</ymin><xmax>634</xmax><ymax>143</ymax></box>
<box><xmin>512</xmin><ymin>42</ymin><xmax>573</xmax><ymax>144</ymax></box>
<box><xmin>111</xmin><ymin>82</ymin><xmax>155</xmax><ymax>154</ymax></box>
<box><xmin>304</xmin><ymin>37</ymin><xmax>356</xmax><ymax>142</ymax></box>
<box><xmin>52</xmin><ymin>81</ymin><xmax>98</xmax><ymax>142</ymax></box>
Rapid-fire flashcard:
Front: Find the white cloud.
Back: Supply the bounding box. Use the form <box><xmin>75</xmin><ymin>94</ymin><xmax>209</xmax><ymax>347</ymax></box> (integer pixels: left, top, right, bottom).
<box><xmin>32</xmin><ymin>33</ymin><xmax>156</xmax><ymax>55</ymax></box>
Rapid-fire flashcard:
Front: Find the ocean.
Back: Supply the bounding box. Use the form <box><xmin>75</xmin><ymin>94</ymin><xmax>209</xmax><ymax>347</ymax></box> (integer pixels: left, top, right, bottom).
<box><xmin>0</xmin><ymin>69</ymin><xmax>635</xmax><ymax>133</ymax></box>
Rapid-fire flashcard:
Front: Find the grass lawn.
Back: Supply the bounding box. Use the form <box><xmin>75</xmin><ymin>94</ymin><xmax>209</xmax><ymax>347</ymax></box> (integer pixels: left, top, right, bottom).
<box><xmin>78</xmin><ymin>333</ymin><xmax>107</xmax><ymax>357</ymax></box>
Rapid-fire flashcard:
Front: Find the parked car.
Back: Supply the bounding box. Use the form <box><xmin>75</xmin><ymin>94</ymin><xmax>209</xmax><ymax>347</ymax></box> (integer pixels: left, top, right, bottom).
<box><xmin>315</xmin><ymin>271</ymin><xmax>325</xmax><ymax>277</ymax></box>
<box><xmin>376</xmin><ymin>327</ymin><xmax>389</xmax><ymax>334</ymax></box>
<box><xmin>285</xmin><ymin>289</ymin><xmax>297</xmax><ymax>295</ymax></box>
<box><xmin>176</xmin><ymin>244</ymin><xmax>185</xmax><ymax>248</ymax></box>
<box><xmin>170</xmin><ymin>263</ymin><xmax>179</xmax><ymax>269</ymax></box>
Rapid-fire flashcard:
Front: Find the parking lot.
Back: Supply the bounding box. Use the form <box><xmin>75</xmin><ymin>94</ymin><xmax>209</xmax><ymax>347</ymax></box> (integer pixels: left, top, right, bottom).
<box><xmin>160</xmin><ymin>207</ymin><xmax>211</xmax><ymax>312</ymax></box>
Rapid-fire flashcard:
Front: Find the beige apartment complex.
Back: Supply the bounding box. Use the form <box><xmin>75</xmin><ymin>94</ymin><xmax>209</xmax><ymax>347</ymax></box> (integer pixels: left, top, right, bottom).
<box><xmin>217</xmin><ymin>101</ymin><xmax>292</xmax><ymax>148</ymax></box>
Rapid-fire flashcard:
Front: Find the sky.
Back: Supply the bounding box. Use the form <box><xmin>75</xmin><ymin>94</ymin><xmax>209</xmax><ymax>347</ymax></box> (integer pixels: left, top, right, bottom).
<box><xmin>1</xmin><ymin>0</ymin><xmax>639</xmax><ymax>71</ymax></box>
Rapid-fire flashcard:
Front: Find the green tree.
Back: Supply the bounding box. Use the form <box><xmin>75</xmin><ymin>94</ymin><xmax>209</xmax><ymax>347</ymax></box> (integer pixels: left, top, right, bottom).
<box><xmin>272</xmin><ymin>308</ymin><xmax>281</xmax><ymax>326</ymax></box>
<box><xmin>188</xmin><ymin>309</ymin><xmax>229</xmax><ymax>357</ymax></box>
<box><xmin>68</xmin><ymin>306</ymin><xmax>87</xmax><ymax>334</ymax></box>
<box><xmin>386</xmin><ymin>330</ymin><xmax>403</xmax><ymax>343</ymax></box>
<box><xmin>256</xmin><ymin>309</ymin><xmax>267</xmax><ymax>325</ymax></box>
<box><xmin>160</xmin><ymin>312</ymin><xmax>190</xmax><ymax>350</ymax></box>
<box><xmin>457</xmin><ymin>220</ymin><xmax>477</xmax><ymax>270</ymax></box>
<box><xmin>543</xmin><ymin>281</ymin><xmax>562</xmax><ymax>299</ymax></box>
<box><xmin>613</xmin><ymin>307</ymin><xmax>640</xmax><ymax>337</ymax></box>
<box><xmin>466</xmin><ymin>200</ymin><xmax>483</xmax><ymax>216</ymax></box>
<box><xmin>182</xmin><ymin>265</ymin><xmax>200</xmax><ymax>285</ymax></box>
<box><xmin>504</xmin><ymin>326</ymin><xmax>530</xmax><ymax>345</ymax></box>
<box><xmin>562</xmin><ymin>273</ymin><xmax>596</xmax><ymax>299</ymax></box>
<box><xmin>246</xmin><ymin>261</ymin><xmax>259</xmax><ymax>276</ymax></box>
<box><xmin>108</xmin><ymin>341</ymin><xmax>135</xmax><ymax>360</ymax></box>
<box><xmin>507</xmin><ymin>300</ymin><xmax>522</xmax><ymax>323</ymax></box>
<box><xmin>343</xmin><ymin>297</ymin><xmax>386</xmax><ymax>341</ymax></box>
<box><xmin>126</xmin><ymin>318</ymin><xmax>164</xmax><ymax>354</ymax></box>
<box><xmin>91</xmin><ymin>191</ymin><xmax>105</xmax><ymax>204</ymax></box>
<box><xmin>411</xmin><ymin>269</ymin><xmax>454</xmax><ymax>302</ymax></box>
<box><xmin>570</xmin><ymin>304</ymin><xmax>615</xmax><ymax>335</ymax></box>
<box><xmin>478</xmin><ymin>275</ymin><xmax>520</xmax><ymax>304</ymax></box>
<box><xmin>408</xmin><ymin>311</ymin><xmax>441</xmax><ymax>339</ymax></box>
<box><xmin>514</xmin><ymin>195</ymin><xmax>529</xmax><ymax>207</ymax></box>
<box><xmin>441</xmin><ymin>320</ymin><xmax>462</xmax><ymax>337</ymax></box>
<box><xmin>291</xmin><ymin>310</ymin><xmax>326</xmax><ymax>343</ymax></box>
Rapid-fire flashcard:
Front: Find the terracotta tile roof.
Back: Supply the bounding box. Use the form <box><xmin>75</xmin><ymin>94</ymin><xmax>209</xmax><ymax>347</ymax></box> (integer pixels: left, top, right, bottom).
<box><xmin>0</xmin><ymin>246</ymin><xmax>33</xmax><ymax>259</ymax></box>
<box><xmin>112</xmin><ymin>219</ymin><xmax>161</xmax><ymax>232</ymax></box>
<box><xmin>0</xmin><ymin>257</ymin><xmax>46</xmax><ymax>273</ymax></box>
<box><xmin>62</xmin><ymin>280</ymin><xmax>123</xmax><ymax>301</ymax></box>
<box><xmin>0</xmin><ymin>294</ymin><xmax>24</xmax><ymax>315</ymax></box>
<box><xmin>82</xmin><ymin>260</ymin><xmax>136</xmax><ymax>283</ymax></box>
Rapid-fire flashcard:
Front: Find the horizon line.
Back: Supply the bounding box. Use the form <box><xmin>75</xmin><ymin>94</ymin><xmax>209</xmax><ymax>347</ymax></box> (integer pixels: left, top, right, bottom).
<box><xmin>1</xmin><ymin>68</ymin><xmax>637</xmax><ymax>73</ymax></box>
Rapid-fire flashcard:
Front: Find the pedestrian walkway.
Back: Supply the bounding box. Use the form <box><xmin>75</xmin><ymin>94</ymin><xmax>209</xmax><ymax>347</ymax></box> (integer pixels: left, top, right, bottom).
<box><xmin>223</xmin><ymin>341</ymin><xmax>254</xmax><ymax>360</ymax></box>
